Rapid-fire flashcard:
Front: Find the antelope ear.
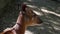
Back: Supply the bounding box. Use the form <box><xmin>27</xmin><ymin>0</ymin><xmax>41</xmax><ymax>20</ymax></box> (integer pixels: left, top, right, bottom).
<box><xmin>21</xmin><ymin>3</ymin><xmax>27</xmax><ymax>11</ymax></box>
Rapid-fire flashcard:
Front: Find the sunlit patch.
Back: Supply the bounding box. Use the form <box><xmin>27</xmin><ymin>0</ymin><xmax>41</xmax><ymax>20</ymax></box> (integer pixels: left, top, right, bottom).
<box><xmin>27</xmin><ymin>5</ymin><xmax>43</xmax><ymax>16</ymax></box>
<box><xmin>41</xmin><ymin>7</ymin><xmax>60</xmax><ymax>17</ymax></box>
<box><xmin>25</xmin><ymin>30</ymin><xmax>34</xmax><ymax>34</ymax></box>
<box><xmin>27</xmin><ymin>5</ymin><xmax>40</xmax><ymax>10</ymax></box>
<box><xmin>27</xmin><ymin>5</ymin><xmax>37</xmax><ymax>8</ymax></box>
<box><xmin>54</xmin><ymin>27</ymin><xmax>60</xmax><ymax>30</ymax></box>
<box><xmin>29</xmin><ymin>23</ymin><xmax>43</xmax><ymax>26</ymax></box>
<box><xmin>49</xmin><ymin>20</ymin><xmax>60</xmax><ymax>25</ymax></box>
<box><xmin>33</xmin><ymin>10</ymin><xmax>43</xmax><ymax>16</ymax></box>
<box><xmin>27</xmin><ymin>0</ymin><xmax>32</xmax><ymax>2</ymax></box>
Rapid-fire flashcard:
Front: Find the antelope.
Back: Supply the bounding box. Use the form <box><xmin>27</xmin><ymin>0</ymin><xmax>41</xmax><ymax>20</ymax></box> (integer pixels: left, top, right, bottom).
<box><xmin>0</xmin><ymin>3</ymin><xmax>43</xmax><ymax>34</ymax></box>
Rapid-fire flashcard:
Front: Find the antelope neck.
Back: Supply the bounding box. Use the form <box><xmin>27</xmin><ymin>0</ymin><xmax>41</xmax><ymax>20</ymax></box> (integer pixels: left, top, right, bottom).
<box><xmin>12</xmin><ymin>23</ymin><xmax>25</xmax><ymax>34</ymax></box>
<box><xmin>12</xmin><ymin>12</ymin><xmax>26</xmax><ymax>34</ymax></box>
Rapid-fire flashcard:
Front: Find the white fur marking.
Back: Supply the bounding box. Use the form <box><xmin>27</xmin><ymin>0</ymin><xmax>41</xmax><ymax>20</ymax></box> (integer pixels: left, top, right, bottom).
<box><xmin>4</xmin><ymin>28</ymin><xmax>12</xmax><ymax>32</ymax></box>
<box><xmin>13</xmin><ymin>24</ymin><xmax>19</xmax><ymax>30</ymax></box>
<box><xmin>12</xmin><ymin>30</ymin><xmax>16</xmax><ymax>34</ymax></box>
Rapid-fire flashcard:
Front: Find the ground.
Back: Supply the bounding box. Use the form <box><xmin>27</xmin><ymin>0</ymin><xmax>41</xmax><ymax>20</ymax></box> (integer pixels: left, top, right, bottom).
<box><xmin>0</xmin><ymin>0</ymin><xmax>60</xmax><ymax>34</ymax></box>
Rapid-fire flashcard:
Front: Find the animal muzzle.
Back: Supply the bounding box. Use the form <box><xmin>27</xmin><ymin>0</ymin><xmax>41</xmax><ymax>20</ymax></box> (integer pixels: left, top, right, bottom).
<box><xmin>37</xmin><ymin>18</ymin><xmax>43</xmax><ymax>24</ymax></box>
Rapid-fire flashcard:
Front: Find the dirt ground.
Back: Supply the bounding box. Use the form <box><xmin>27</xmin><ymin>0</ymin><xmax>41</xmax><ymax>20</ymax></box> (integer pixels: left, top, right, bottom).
<box><xmin>25</xmin><ymin>0</ymin><xmax>60</xmax><ymax>34</ymax></box>
<box><xmin>0</xmin><ymin>0</ymin><xmax>60</xmax><ymax>34</ymax></box>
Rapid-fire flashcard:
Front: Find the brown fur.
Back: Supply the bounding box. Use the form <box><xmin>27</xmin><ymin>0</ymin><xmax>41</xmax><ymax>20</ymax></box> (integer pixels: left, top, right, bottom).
<box><xmin>0</xmin><ymin>3</ymin><xmax>43</xmax><ymax>34</ymax></box>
